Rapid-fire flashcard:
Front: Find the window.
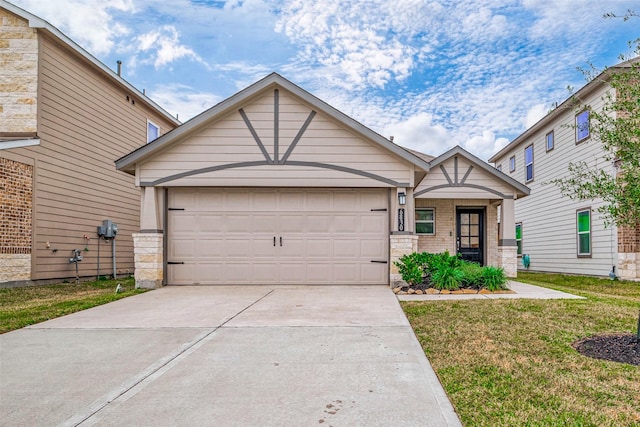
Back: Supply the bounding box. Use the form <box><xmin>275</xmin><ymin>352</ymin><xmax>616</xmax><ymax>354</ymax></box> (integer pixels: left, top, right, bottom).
<box><xmin>509</xmin><ymin>156</ymin><xmax>515</xmax><ymax>172</ymax></box>
<box><xmin>147</xmin><ymin>120</ymin><xmax>160</xmax><ymax>143</ymax></box>
<box><xmin>576</xmin><ymin>110</ymin><xmax>590</xmax><ymax>143</ymax></box>
<box><xmin>515</xmin><ymin>223</ymin><xmax>522</xmax><ymax>256</ymax></box>
<box><xmin>497</xmin><ymin>164</ymin><xmax>502</xmax><ymax>172</ymax></box>
<box><xmin>546</xmin><ymin>130</ymin><xmax>554</xmax><ymax>152</ymax></box>
<box><xmin>416</xmin><ymin>208</ymin><xmax>435</xmax><ymax>235</ymax></box>
<box><xmin>576</xmin><ymin>208</ymin><xmax>591</xmax><ymax>257</ymax></box>
<box><xmin>524</xmin><ymin>144</ymin><xmax>534</xmax><ymax>182</ymax></box>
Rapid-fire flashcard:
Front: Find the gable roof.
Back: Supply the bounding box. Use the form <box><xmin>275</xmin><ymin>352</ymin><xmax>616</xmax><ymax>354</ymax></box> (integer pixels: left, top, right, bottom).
<box><xmin>116</xmin><ymin>72</ymin><xmax>432</xmax><ymax>174</ymax></box>
<box><xmin>430</xmin><ymin>145</ymin><xmax>530</xmax><ymax>197</ymax></box>
<box><xmin>489</xmin><ymin>57</ymin><xmax>639</xmax><ymax>163</ymax></box>
<box><xmin>1</xmin><ymin>0</ymin><xmax>180</xmax><ymax>127</ymax></box>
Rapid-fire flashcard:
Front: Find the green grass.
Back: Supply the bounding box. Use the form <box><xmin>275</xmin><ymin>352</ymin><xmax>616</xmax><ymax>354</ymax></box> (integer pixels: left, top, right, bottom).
<box><xmin>402</xmin><ymin>272</ymin><xmax>640</xmax><ymax>426</ymax></box>
<box><xmin>0</xmin><ymin>277</ymin><xmax>146</xmax><ymax>333</ymax></box>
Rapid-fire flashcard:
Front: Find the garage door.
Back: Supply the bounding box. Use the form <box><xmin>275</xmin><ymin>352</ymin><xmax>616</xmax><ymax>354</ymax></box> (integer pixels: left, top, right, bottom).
<box><xmin>167</xmin><ymin>188</ymin><xmax>389</xmax><ymax>285</ymax></box>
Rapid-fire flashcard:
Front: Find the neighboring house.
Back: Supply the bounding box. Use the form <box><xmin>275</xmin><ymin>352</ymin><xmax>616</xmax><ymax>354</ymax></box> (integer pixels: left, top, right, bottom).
<box><xmin>489</xmin><ymin>59</ymin><xmax>639</xmax><ymax>280</ymax></box>
<box><xmin>0</xmin><ymin>1</ymin><xmax>180</xmax><ymax>284</ymax></box>
<box><xmin>116</xmin><ymin>73</ymin><xmax>529</xmax><ymax>288</ymax></box>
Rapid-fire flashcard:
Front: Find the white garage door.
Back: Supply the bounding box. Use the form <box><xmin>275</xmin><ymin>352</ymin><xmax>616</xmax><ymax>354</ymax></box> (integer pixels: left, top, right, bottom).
<box><xmin>166</xmin><ymin>188</ymin><xmax>389</xmax><ymax>285</ymax></box>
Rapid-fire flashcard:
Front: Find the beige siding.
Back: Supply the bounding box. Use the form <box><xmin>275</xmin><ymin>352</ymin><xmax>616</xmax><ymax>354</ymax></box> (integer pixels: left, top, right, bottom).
<box><xmin>492</xmin><ymin>89</ymin><xmax>614</xmax><ymax>276</ymax></box>
<box><xmin>2</xmin><ymin>32</ymin><xmax>177</xmax><ymax>281</ymax></box>
<box><xmin>139</xmin><ymin>89</ymin><xmax>412</xmax><ymax>186</ymax></box>
<box><xmin>416</xmin><ymin>156</ymin><xmax>515</xmax><ymax>198</ymax></box>
<box><xmin>416</xmin><ymin>199</ymin><xmax>499</xmax><ymax>267</ymax></box>
<box><xmin>0</xmin><ymin>8</ymin><xmax>38</xmax><ymax>133</ymax></box>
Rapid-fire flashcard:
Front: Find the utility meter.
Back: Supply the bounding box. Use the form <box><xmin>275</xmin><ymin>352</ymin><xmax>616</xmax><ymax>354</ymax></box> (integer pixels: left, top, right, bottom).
<box><xmin>97</xmin><ymin>219</ymin><xmax>119</xmax><ymax>239</ymax></box>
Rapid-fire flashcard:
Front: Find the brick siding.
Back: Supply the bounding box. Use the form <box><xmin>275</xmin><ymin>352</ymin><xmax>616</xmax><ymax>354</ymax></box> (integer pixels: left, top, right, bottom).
<box><xmin>0</xmin><ymin>157</ymin><xmax>33</xmax><ymax>254</ymax></box>
<box><xmin>618</xmin><ymin>223</ymin><xmax>640</xmax><ymax>253</ymax></box>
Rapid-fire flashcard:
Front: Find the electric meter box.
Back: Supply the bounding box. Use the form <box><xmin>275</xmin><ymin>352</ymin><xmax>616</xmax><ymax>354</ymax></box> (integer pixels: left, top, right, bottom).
<box><xmin>97</xmin><ymin>219</ymin><xmax>119</xmax><ymax>239</ymax></box>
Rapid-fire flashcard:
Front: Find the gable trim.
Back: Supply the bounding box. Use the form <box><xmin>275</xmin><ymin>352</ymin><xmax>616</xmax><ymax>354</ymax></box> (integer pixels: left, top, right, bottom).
<box><xmin>239</xmin><ymin>108</ymin><xmax>274</xmax><ymax>164</ymax></box>
<box><xmin>140</xmin><ymin>161</ymin><xmax>410</xmax><ymax>187</ymax></box>
<box><xmin>415</xmin><ymin>183</ymin><xmax>514</xmax><ymax>199</ymax></box>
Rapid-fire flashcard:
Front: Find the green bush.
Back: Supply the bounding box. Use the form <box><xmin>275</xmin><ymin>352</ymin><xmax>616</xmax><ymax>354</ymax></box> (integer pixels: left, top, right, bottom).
<box><xmin>431</xmin><ymin>264</ymin><xmax>464</xmax><ymax>290</ymax></box>
<box><xmin>460</xmin><ymin>262</ymin><xmax>484</xmax><ymax>289</ymax></box>
<box><xmin>481</xmin><ymin>266</ymin><xmax>508</xmax><ymax>291</ymax></box>
<box><xmin>395</xmin><ymin>251</ymin><xmax>509</xmax><ymax>291</ymax></box>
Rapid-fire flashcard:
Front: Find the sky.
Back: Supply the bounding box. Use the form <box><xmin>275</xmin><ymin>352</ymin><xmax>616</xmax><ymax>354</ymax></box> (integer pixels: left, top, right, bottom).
<box><xmin>11</xmin><ymin>0</ymin><xmax>639</xmax><ymax>160</ymax></box>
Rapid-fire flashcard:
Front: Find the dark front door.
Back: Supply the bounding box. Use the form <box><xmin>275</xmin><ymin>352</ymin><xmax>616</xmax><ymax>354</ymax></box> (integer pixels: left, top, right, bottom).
<box><xmin>456</xmin><ymin>208</ymin><xmax>485</xmax><ymax>265</ymax></box>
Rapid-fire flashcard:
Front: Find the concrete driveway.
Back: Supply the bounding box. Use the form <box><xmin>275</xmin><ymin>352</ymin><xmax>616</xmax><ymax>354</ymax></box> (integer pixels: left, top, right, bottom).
<box><xmin>1</xmin><ymin>285</ymin><xmax>461</xmax><ymax>426</ymax></box>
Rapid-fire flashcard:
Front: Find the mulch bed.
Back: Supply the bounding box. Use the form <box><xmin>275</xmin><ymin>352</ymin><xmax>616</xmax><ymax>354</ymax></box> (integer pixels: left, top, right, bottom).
<box><xmin>573</xmin><ymin>333</ymin><xmax>639</xmax><ymax>366</ymax></box>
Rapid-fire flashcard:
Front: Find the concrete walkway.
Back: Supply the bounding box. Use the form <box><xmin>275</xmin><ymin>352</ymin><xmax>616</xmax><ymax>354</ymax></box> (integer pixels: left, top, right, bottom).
<box><xmin>398</xmin><ymin>280</ymin><xmax>584</xmax><ymax>301</ymax></box>
<box><xmin>0</xmin><ymin>285</ymin><xmax>461</xmax><ymax>426</ymax></box>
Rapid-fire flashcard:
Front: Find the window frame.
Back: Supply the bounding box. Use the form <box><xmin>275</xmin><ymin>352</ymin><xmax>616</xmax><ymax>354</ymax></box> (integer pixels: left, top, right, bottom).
<box><xmin>524</xmin><ymin>144</ymin><xmax>534</xmax><ymax>182</ymax></box>
<box><xmin>415</xmin><ymin>208</ymin><xmax>436</xmax><ymax>235</ymax></box>
<box><xmin>147</xmin><ymin>119</ymin><xmax>160</xmax><ymax>143</ymax></box>
<box><xmin>515</xmin><ymin>222</ymin><xmax>522</xmax><ymax>256</ymax></box>
<box><xmin>509</xmin><ymin>156</ymin><xmax>515</xmax><ymax>173</ymax></box>
<box><xmin>575</xmin><ymin>110</ymin><xmax>590</xmax><ymax>144</ymax></box>
<box><xmin>576</xmin><ymin>208</ymin><xmax>592</xmax><ymax>258</ymax></box>
<box><xmin>546</xmin><ymin>130</ymin><xmax>554</xmax><ymax>152</ymax></box>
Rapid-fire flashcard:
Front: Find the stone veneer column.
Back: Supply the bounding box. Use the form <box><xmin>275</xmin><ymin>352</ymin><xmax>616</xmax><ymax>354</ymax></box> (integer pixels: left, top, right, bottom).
<box><xmin>389</xmin><ymin>234</ymin><xmax>418</xmax><ymax>286</ymax></box>
<box><xmin>617</xmin><ymin>253</ymin><xmax>640</xmax><ymax>281</ymax></box>
<box><xmin>498</xmin><ymin>246</ymin><xmax>518</xmax><ymax>278</ymax></box>
<box><xmin>133</xmin><ymin>233</ymin><xmax>163</xmax><ymax>289</ymax></box>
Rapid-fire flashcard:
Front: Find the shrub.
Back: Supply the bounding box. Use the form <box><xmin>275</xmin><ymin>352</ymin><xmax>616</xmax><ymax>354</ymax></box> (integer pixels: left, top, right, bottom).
<box><xmin>460</xmin><ymin>262</ymin><xmax>484</xmax><ymax>289</ymax></box>
<box><xmin>431</xmin><ymin>264</ymin><xmax>464</xmax><ymax>290</ymax></box>
<box><xmin>481</xmin><ymin>266</ymin><xmax>508</xmax><ymax>291</ymax></box>
<box><xmin>394</xmin><ymin>252</ymin><xmax>429</xmax><ymax>287</ymax></box>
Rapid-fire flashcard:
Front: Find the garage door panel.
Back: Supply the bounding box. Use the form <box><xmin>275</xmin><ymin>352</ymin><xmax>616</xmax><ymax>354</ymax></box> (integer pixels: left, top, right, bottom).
<box><xmin>360</xmin><ymin>239</ymin><xmax>386</xmax><ymax>258</ymax></box>
<box><xmin>307</xmin><ymin>239</ymin><xmax>332</xmax><ymax>258</ymax></box>
<box><xmin>334</xmin><ymin>215</ymin><xmax>359</xmax><ymax>233</ymax></box>
<box><xmin>195</xmin><ymin>239</ymin><xmax>223</xmax><ymax>257</ymax></box>
<box><xmin>307</xmin><ymin>215</ymin><xmax>331</xmax><ymax>233</ymax></box>
<box><xmin>198</xmin><ymin>215</ymin><xmax>225</xmax><ymax>232</ymax></box>
<box><xmin>279</xmin><ymin>215</ymin><xmax>306</xmax><ymax>233</ymax></box>
<box><xmin>169</xmin><ymin>240</ymin><xmax>196</xmax><ymax>258</ymax></box>
<box><xmin>334</xmin><ymin>240</ymin><xmax>358</xmax><ymax>257</ymax></box>
<box><xmin>167</xmin><ymin>188</ymin><xmax>388</xmax><ymax>285</ymax></box>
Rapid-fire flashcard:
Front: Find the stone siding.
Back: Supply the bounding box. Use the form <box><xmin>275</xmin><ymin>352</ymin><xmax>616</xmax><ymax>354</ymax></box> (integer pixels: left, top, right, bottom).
<box><xmin>133</xmin><ymin>233</ymin><xmax>163</xmax><ymax>289</ymax></box>
<box><xmin>390</xmin><ymin>234</ymin><xmax>418</xmax><ymax>286</ymax></box>
<box><xmin>0</xmin><ymin>8</ymin><xmax>38</xmax><ymax>133</ymax></box>
<box><xmin>0</xmin><ymin>253</ymin><xmax>30</xmax><ymax>282</ymax></box>
<box><xmin>617</xmin><ymin>253</ymin><xmax>640</xmax><ymax>281</ymax></box>
<box><xmin>498</xmin><ymin>246</ymin><xmax>518</xmax><ymax>278</ymax></box>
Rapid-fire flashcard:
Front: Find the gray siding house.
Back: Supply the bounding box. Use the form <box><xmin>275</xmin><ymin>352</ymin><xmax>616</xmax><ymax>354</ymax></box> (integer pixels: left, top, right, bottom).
<box><xmin>489</xmin><ymin>59</ymin><xmax>640</xmax><ymax>280</ymax></box>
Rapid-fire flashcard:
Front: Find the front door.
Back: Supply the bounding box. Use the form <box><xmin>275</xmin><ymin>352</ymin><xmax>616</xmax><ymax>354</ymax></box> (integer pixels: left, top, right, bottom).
<box><xmin>456</xmin><ymin>208</ymin><xmax>485</xmax><ymax>265</ymax></box>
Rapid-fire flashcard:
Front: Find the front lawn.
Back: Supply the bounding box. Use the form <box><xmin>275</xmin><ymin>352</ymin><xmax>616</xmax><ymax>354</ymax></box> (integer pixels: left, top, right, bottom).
<box><xmin>0</xmin><ymin>277</ymin><xmax>145</xmax><ymax>333</ymax></box>
<box><xmin>402</xmin><ymin>272</ymin><xmax>640</xmax><ymax>426</ymax></box>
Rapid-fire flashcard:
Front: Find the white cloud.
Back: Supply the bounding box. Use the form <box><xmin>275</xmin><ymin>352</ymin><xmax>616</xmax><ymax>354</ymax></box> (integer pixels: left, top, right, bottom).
<box><xmin>383</xmin><ymin>113</ymin><xmax>456</xmax><ymax>156</ymax></box>
<box><xmin>465</xmin><ymin>131</ymin><xmax>510</xmax><ymax>161</ymax></box>
<box><xmin>524</xmin><ymin>103</ymin><xmax>548</xmax><ymax>128</ymax></box>
<box><xmin>147</xmin><ymin>84</ymin><xmax>221</xmax><ymax>122</ymax></box>
<box><xmin>12</xmin><ymin>0</ymin><xmax>134</xmax><ymax>55</ymax></box>
<box><xmin>132</xmin><ymin>26</ymin><xmax>210</xmax><ymax>70</ymax></box>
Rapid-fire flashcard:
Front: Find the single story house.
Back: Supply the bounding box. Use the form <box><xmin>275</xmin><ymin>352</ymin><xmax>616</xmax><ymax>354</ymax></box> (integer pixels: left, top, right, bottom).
<box><xmin>116</xmin><ymin>73</ymin><xmax>529</xmax><ymax>288</ymax></box>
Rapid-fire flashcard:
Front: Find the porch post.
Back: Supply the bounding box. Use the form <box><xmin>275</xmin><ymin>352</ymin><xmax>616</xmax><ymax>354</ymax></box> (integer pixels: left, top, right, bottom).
<box><xmin>390</xmin><ymin>188</ymin><xmax>418</xmax><ymax>286</ymax></box>
<box><xmin>498</xmin><ymin>196</ymin><xmax>518</xmax><ymax>277</ymax></box>
<box><xmin>133</xmin><ymin>187</ymin><xmax>164</xmax><ymax>289</ymax></box>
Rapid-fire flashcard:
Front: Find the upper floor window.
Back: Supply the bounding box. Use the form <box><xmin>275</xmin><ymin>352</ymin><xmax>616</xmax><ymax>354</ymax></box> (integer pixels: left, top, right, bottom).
<box><xmin>416</xmin><ymin>208</ymin><xmax>435</xmax><ymax>235</ymax></box>
<box><xmin>147</xmin><ymin>120</ymin><xmax>160</xmax><ymax>143</ymax></box>
<box><xmin>524</xmin><ymin>144</ymin><xmax>534</xmax><ymax>182</ymax></box>
<box><xmin>576</xmin><ymin>110</ymin><xmax>590</xmax><ymax>143</ymax></box>
<box><xmin>509</xmin><ymin>156</ymin><xmax>515</xmax><ymax>172</ymax></box>
<box><xmin>546</xmin><ymin>130</ymin><xmax>554</xmax><ymax>152</ymax></box>
<box><xmin>577</xmin><ymin>208</ymin><xmax>591</xmax><ymax>257</ymax></box>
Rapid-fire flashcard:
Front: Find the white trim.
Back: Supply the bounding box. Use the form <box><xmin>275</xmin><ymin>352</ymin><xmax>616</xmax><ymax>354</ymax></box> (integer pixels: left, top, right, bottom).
<box><xmin>0</xmin><ymin>139</ymin><xmax>40</xmax><ymax>150</ymax></box>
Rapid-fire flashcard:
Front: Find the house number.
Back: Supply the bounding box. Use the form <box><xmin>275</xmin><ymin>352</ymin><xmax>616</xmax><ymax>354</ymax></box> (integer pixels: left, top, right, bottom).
<box><xmin>398</xmin><ymin>208</ymin><xmax>405</xmax><ymax>232</ymax></box>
